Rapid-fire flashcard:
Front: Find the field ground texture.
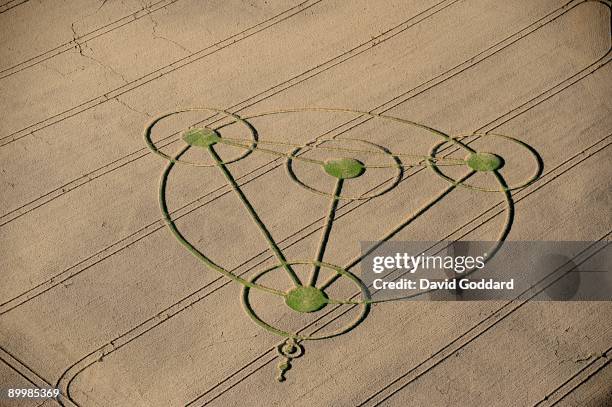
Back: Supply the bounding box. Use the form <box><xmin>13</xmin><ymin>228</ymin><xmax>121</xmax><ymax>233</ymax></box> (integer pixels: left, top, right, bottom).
<box><xmin>0</xmin><ymin>0</ymin><xmax>611</xmax><ymax>406</ymax></box>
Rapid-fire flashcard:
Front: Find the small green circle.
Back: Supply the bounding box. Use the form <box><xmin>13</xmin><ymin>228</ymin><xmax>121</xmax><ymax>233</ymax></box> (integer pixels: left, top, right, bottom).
<box><xmin>323</xmin><ymin>158</ymin><xmax>365</xmax><ymax>179</ymax></box>
<box><xmin>182</xmin><ymin>128</ymin><xmax>221</xmax><ymax>147</ymax></box>
<box><xmin>285</xmin><ymin>286</ymin><xmax>328</xmax><ymax>313</ymax></box>
<box><xmin>465</xmin><ymin>152</ymin><xmax>504</xmax><ymax>172</ymax></box>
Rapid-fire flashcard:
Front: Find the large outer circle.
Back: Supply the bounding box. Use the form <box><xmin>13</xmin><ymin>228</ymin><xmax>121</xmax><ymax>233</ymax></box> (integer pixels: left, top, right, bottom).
<box><xmin>242</xmin><ymin>261</ymin><xmax>371</xmax><ymax>340</ymax></box>
<box><xmin>144</xmin><ymin>107</ymin><xmax>257</xmax><ymax>167</ymax></box>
